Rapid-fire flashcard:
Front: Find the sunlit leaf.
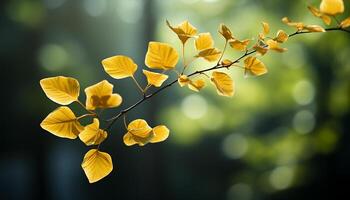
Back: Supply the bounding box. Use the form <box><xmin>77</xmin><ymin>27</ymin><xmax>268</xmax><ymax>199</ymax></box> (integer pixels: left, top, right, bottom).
<box><xmin>244</xmin><ymin>56</ymin><xmax>268</xmax><ymax>76</ymax></box>
<box><xmin>308</xmin><ymin>5</ymin><xmax>332</xmax><ymax>25</ymax></box>
<box><xmin>282</xmin><ymin>17</ymin><xmax>304</xmax><ymax>31</ymax></box>
<box><xmin>211</xmin><ymin>71</ymin><xmax>234</xmax><ymax>97</ymax></box>
<box><xmin>150</xmin><ymin>125</ymin><xmax>169</xmax><ymax>143</ymax></box>
<box><xmin>178</xmin><ymin>75</ymin><xmax>191</xmax><ymax>87</ymax></box>
<box><xmin>195</xmin><ymin>33</ymin><xmax>214</xmax><ymax>51</ymax></box>
<box><xmin>221</xmin><ymin>59</ymin><xmax>233</xmax><ymax>66</ymax></box>
<box><xmin>123</xmin><ymin>119</ymin><xmax>153</xmax><ymax>146</ymax></box>
<box><xmin>320</xmin><ymin>0</ymin><xmax>344</xmax><ymax>15</ymax></box>
<box><xmin>274</xmin><ymin>30</ymin><xmax>289</xmax><ymax>43</ymax></box>
<box><xmin>266</xmin><ymin>39</ymin><xmax>288</xmax><ymax>52</ymax></box>
<box><xmin>196</xmin><ymin>48</ymin><xmax>221</xmax><ymax>62</ymax></box>
<box><xmin>101</xmin><ymin>55</ymin><xmax>137</xmax><ymax>79</ymax></box>
<box><xmin>229</xmin><ymin>39</ymin><xmax>250</xmax><ymax>51</ymax></box>
<box><xmin>145</xmin><ymin>42</ymin><xmax>179</xmax><ymax>70</ymax></box>
<box><xmin>166</xmin><ymin>20</ymin><xmax>197</xmax><ymax>44</ymax></box>
<box><xmin>79</xmin><ymin>118</ymin><xmax>107</xmax><ymax>146</ymax></box>
<box><xmin>188</xmin><ymin>79</ymin><xmax>206</xmax><ymax>92</ymax></box>
<box><xmin>142</xmin><ymin>70</ymin><xmax>168</xmax><ymax>87</ymax></box>
<box><xmin>304</xmin><ymin>25</ymin><xmax>326</xmax><ymax>32</ymax></box>
<box><xmin>85</xmin><ymin>80</ymin><xmax>122</xmax><ymax>110</ymax></box>
<box><xmin>253</xmin><ymin>41</ymin><xmax>269</xmax><ymax>56</ymax></box>
<box><xmin>262</xmin><ymin>22</ymin><xmax>270</xmax><ymax>35</ymax></box>
<box><xmin>40</xmin><ymin>106</ymin><xmax>84</xmax><ymax>139</ymax></box>
<box><xmin>218</xmin><ymin>23</ymin><xmax>234</xmax><ymax>40</ymax></box>
<box><xmin>40</xmin><ymin>76</ymin><xmax>80</xmax><ymax>105</ymax></box>
<box><xmin>340</xmin><ymin>17</ymin><xmax>350</xmax><ymax>28</ymax></box>
<box><xmin>81</xmin><ymin>149</ymin><xmax>113</xmax><ymax>183</ymax></box>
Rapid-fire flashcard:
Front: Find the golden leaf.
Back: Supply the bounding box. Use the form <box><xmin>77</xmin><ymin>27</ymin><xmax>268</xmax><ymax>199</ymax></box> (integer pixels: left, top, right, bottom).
<box><xmin>253</xmin><ymin>41</ymin><xmax>269</xmax><ymax>56</ymax></box>
<box><xmin>262</xmin><ymin>22</ymin><xmax>270</xmax><ymax>35</ymax></box>
<box><xmin>196</xmin><ymin>48</ymin><xmax>221</xmax><ymax>62</ymax></box>
<box><xmin>142</xmin><ymin>70</ymin><xmax>168</xmax><ymax>87</ymax></box>
<box><xmin>282</xmin><ymin>17</ymin><xmax>304</xmax><ymax>31</ymax></box>
<box><xmin>145</xmin><ymin>41</ymin><xmax>179</xmax><ymax>70</ymax></box>
<box><xmin>229</xmin><ymin>39</ymin><xmax>250</xmax><ymax>51</ymax></box>
<box><xmin>221</xmin><ymin>59</ymin><xmax>233</xmax><ymax>66</ymax></box>
<box><xmin>320</xmin><ymin>0</ymin><xmax>344</xmax><ymax>16</ymax></box>
<box><xmin>308</xmin><ymin>5</ymin><xmax>332</xmax><ymax>25</ymax></box>
<box><xmin>150</xmin><ymin>125</ymin><xmax>170</xmax><ymax>143</ymax></box>
<box><xmin>304</xmin><ymin>25</ymin><xmax>326</xmax><ymax>32</ymax></box>
<box><xmin>266</xmin><ymin>39</ymin><xmax>288</xmax><ymax>53</ymax></box>
<box><xmin>79</xmin><ymin>118</ymin><xmax>107</xmax><ymax>146</ymax></box>
<box><xmin>178</xmin><ymin>75</ymin><xmax>191</xmax><ymax>87</ymax></box>
<box><xmin>40</xmin><ymin>106</ymin><xmax>84</xmax><ymax>139</ymax></box>
<box><xmin>166</xmin><ymin>20</ymin><xmax>197</xmax><ymax>44</ymax></box>
<box><xmin>85</xmin><ymin>80</ymin><xmax>122</xmax><ymax>110</ymax></box>
<box><xmin>274</xmin><ymin>30</ymin><xmax>289</xmax><ymax>43</ymax></box>
<box><xmin>218</xmin><ymin>24</ymin><xmax>234</xmax><ymax>40</ymax></box>
<box><xmin>195</xmin><ymin>33</ymin><xmax>214</xmax><ymax>51</ymax></box>
<box><xmin>188</xmin><ymin>79</ymin><xmax>206</xmax><ymax>92</ymax></box>
<box><xmin>244</xmin><ymin>56</ymin><xmax>268</xmax><ymax>76</ymax></box>
<box><xmin>211</xmin><ymin>71</ymin><xmax>234</xmax><ymax>97</ymax></box>
<box><xmin>340</xmin><ymin>17</ymin><xmax>350</xmax><ymax>28</ymax></box>
<box><xmin>101</xmin><ymin>55</ymin><xmax>137</xmax><ymax>79</ymax></box>
<box><xmin>40</xmin><ymin>76</ymin><xmax>80</xmax><ymax>105</ymax></box>
<box><xmin>81</xmin><ymin>149</ymin><xmax>113</xmax><ymax>183</ymax></box>
<box><xmin>127</xmin><ymin>119</ymin><xmax>152</xmax><ymax>138</ymax></box>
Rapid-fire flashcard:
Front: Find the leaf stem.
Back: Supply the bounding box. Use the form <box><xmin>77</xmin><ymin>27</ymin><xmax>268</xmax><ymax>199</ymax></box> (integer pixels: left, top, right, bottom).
<box><xmin>131</xmin><ymin>76</ymin><xmax>145</xmax><ymax>94</ymax></box>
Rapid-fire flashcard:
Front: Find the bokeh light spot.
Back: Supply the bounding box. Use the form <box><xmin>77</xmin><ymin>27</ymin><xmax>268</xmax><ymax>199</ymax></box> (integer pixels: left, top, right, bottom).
<box><xmin>269</xmin><ymin>166</ymin><xmax>294</xmax><ymax>190</ymax></box>
<box><xmin>222</xmin><ymin>133</ymin><xmax>248</xmax><ymax>159</ymax></box>
<box><xmin>83</xmin><ymin>0</ymin><xmax>107</xmax><ymax>17</ymax></box>
<box><xmin>38</xmin><ymin>44</ymin><xmax>68</xmax><ymax>72</ymax></box>
<box><xmin>293</xmin><ymin>80</ymin><xmax>315</xmax><ymax>105</ymax></box>
<box><xmin>181</xmin><ymin>94</ymin><xmax>208</xmax><ymax>119</ymax></box>
<box><xmin>293</xmin><ymin>110</ymin><xmax>315</xmax><ymax>134</ymax></box>
<box><xmin>227</xmin><ymin>183</ymin><xmax>253</xmax><ymax>200</ymax></box>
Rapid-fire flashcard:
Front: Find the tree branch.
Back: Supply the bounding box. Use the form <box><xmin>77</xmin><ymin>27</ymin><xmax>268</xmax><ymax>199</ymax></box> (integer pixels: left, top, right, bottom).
<box><xmin>104</xmin><ymin>27</ymin><xmax>350</xmax><ymax>131</ymax></box>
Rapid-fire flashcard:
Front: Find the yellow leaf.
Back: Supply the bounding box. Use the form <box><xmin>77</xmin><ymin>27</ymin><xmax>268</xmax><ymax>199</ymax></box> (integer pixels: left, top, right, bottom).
<box><xmin>304</xmin><ymin>25</ymin><xmax>326</xmax><ymax>32</ymax></box>
<box><xmin>81</xmin><ymin>149</ymin><xmax>113</xmax><ymax>183</ymax></box>
<box><xmin>101</xmin><ymin>55</ymin><xmax>137</xmax><ymax>79</ymax></box>
<box><xmin>229</xmin><ymin>39</ymin><xmax>250</xmax><ymax>51</ymax></box>
<box><xmin>282</xmin><ymin>17</ymin><xmax>304</xmax><ymax>31</ymax></box>
<box><xmin>40</xmin><ymin>76</ymin><xmax>80</xmax><ymax>105</ymax></box>
<box><xmin>79</xmin><ymin>118</ymin><xmax>107</xmax><ymax>146</ymax></box>
<box><xmin>308</xmin><ymin>5</ymin><xmax>332</xmax><ymax>25</ymax></box>
<box><xmin>150</xmin><ymin>125</ymin><xmax>169</xmax><ymax>143</ymax></box>
<box><xmin>244</xmin><ymin>56</ymin><xmax>268</xmax><ymax>76</ymax></box>
<box><xmin>196</xmin><ymin>48</ymin><xmax>221</xmax><ymax>62</ymax></box>
<box><xmin>221</xmin><ymin>59</ymin><xmax>233</xmax><ymax>66</ymax></box>
<box><xmin>145</xmin><ymin>41</ymin><xmax>179</xmax><ymax>70</ymax></box>
<box><xmin>178</xmin><ymin>75</ymin><xmax>191</xmax><ymax>87</ymax></box>
<box><xmin>211</xmin><ymin>71</ymin><xmax>234</xmax><ymax>97</ymax></box>
<box><xmin>253</xmin><ymin>41</ymin><xmax>269</xmax><ymax>56</ymax></box>
<box><xmin>266</xmin><ymin>39</ymin><xmax>287</xmax><ymax>53</ymax></box>
<box><xmin>340</xmin><ymin>17</ymin><xmax>350</xmax><ymax>28</ymax></box>
<box><xmin>142</xmin><ymin>70</ymin><xmax>168</xmax><ymax>87</ymax></box>
<box><xmin>320</xmin><ymin>0</ymin><xmax>344</xmax><ymax>16</ymax></box>
<box><xmin>166</xmin><ymin>20</ymin><xmax>197</xmax><ymax>44</ymax></box>
<box><xmin>127</xmin><ymin>119</ymin><xmax>152</xmax><ymax>138</ymax></box>
<box><xmin>195</xmin><ymin>33</ymin><xmax>214</xmax><ymax>51</ymax></box>
<box><xmin>85</xmin><ymin>80</ymin><xmax>122</xmax><ymax>110</ymax></box>
<box><xmin>274</xmin><ymin>30</ymin><xmax>289</xmax><ymax>43</ymax></box>
<box><xmin>188</xmin><ymin>79</ymin><xmax>206</xmax><ymax>92</ymax></box>
<box><xmin>40</xmin><ymin>106</ymin><xmax>84</xmax><ymax>139</ymax></box>
<box><xmin>218</xmin><ymin>23</ymin><xmax>234</xmax><ymax>40</ymax></box>
<box><xmin>262</xmin><ymin>22</ymin><xmax>270</xmax><ymax>35</ymax></box>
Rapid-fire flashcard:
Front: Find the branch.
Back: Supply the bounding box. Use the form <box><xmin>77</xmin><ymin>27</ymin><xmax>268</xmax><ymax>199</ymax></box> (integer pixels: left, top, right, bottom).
<box><xmin>105</xmin><ymin>27</ymin><xmax>350</xmax><ymax>131</ymax></box>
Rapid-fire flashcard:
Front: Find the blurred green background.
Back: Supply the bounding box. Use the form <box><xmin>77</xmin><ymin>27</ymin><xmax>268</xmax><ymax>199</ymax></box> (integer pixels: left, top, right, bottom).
<box><xmin>1</xmin><ymin>0</ymin><xmax>350</xmax><ymax>199</ymax></box>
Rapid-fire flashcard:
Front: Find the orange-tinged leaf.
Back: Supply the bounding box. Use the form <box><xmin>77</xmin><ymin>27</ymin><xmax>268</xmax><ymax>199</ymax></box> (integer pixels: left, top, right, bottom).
<box><xmin>196</xmin><ymin>48</ymin><xmax>221</xmax><ymax>62</ymax></box>
<box><xmin>195</xmin><ymin>33</ymin><xmax>214</xmax><ymax>51</ymax></box>
<box><xmin>282</xmin><ymin>17</ymin><xmax>304</xmax><ymax>31</ymax></box>
<box><xmin>166</xmin><ymin>20</ymin><xmax>197</xmax><ymax>44</ymax></box>
<box><xmin>40</xmin><ymin>76</ymin><xmax>80</xmax><ymax>105</ymax></box>
<box><xmin>218</xmin><ymin>24</ymin><xmax>233</xmax><ymax>40</ymax></box>
<box><xmin>308</xmin><ymin>5</ymin><xmax>332</xmax><ymax>25</ymax></box>
<box><xmin>221</xmin><ymin>59</ymin><xmax>233</xmax><ymax>66</ymax></box>
<box><xmin>79</xmin><ymin>118</ymin><xmax>107</xmax><ymax>146</ymax></box>
<box><xmin>178</xmin><ymin>75</ymin><xmax>191</xmax><ymax>87</ymax></box>
<box><xmin>85</xmin><ymin>80</ymin><xmax>122</xmax><ymax>110</ymax></box>
<box><xmin>229</xmin><ymin>39</ymin><xmax>250</xmax><ymax>51</ymax></box>
<box><xmin>40</xmin><ymin>106</ymin><xmax>84</xmax><ymax>139</ymax></box>
<box><xmin>188</xmin><ymin>79</ymin><xmax>206</xmax><ymax>92</ymax></box>
<box><xmin>274</xmin><ymin>30</ymin><xmax>289</xmax><ymax>43</ymax></box>
<box><xmin>211</xmin><ymin>71</ymin><xmax>234</xmax><ymax>97</ymax></box>
<box><xmin>81</xmin><ymin>149</ymin><xmax>113</xmax><ymax>183</ymax></box>
<box><xmin>150</xmin><ymin>125</ymin><xmax>169</xmax><ymax>143</ymax></box>
<box><xmin>101</xmin><ymin>55</ymin><xmax>137</xmax><ymax>79</ymax></box>
<box><xmin>253</xmin><ymin>41</ymin><xmax>269</xmax><ymax>56</ymax></box>
<box><xmin>244</xmin><ymin>56</ymin><xmax>268</xmax><ymax>76</ymax></box>
<box><xmin>142</xmin><ymin>70</ymin><xmax>168</xmax><ymax>87</ymax></box>
<box><xmin>320</xmin><ymin>0</ymin><xmax>344</xmax><ymax>16</ymax></box>
<box><xmin>145</xmin><ymin>42</ymin><xmax>179</xmax><ymax>70</ymax></box>
<box><xmin>340</xmin><ymin>17</ymin><xmax>350</xmax><ymax>28</ymax></box>
<box><xmin>266</xmin><ymin>39</ymin><xmax>287</xmax><ymax>53</ymax></box>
